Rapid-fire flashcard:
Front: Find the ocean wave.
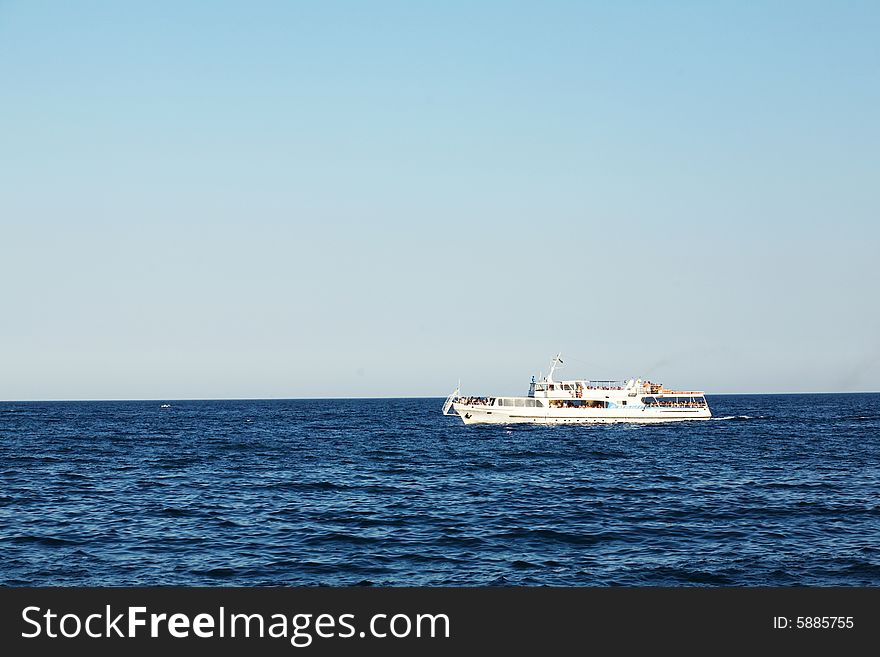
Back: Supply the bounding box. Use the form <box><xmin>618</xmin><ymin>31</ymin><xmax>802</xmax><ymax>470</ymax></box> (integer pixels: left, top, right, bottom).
<box><xmin>7</xmin><ymin>535</ymin><xmax>80</xmax><ymax>547</ymax></box>
<box><xmin>3</xmin><ymin>395</ymin><xmax>879</xmax><ymax>586</ymax></box>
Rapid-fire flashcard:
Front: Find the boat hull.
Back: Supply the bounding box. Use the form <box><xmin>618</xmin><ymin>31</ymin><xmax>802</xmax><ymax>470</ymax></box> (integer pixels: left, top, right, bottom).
<box><xmin>452</xmin><ymin>403</ymin><xmax>711</xmax><ymax>425</ymax></box>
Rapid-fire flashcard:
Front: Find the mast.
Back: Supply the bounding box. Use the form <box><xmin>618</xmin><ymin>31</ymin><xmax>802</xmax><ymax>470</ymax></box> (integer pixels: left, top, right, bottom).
<box><xmin>546</xmin><ymin>353</ymin><xmax>563</xmax><ymax>383</ymax></box>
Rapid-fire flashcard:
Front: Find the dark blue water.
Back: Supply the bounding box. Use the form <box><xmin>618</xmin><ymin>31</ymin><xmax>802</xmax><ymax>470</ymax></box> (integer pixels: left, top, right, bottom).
<box><xmin>1</xmin><ymin>395</ymin><xmax>878</xmax><ymax>586</ymax></box>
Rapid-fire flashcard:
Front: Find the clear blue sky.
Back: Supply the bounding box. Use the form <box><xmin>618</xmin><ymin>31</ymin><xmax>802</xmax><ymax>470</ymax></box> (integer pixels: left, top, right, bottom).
<box><xmin>1</xmin><ymin>1</ymin><xmax>878</xmax><ymax>399</ymax></box>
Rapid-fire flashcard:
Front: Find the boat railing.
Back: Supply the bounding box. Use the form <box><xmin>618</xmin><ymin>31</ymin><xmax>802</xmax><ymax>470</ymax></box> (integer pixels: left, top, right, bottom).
<box><xmin>442</xmin><ymin>382</ymin><xmax>461</xmax><ymax>415</ymax></box>
<box><xmin>455</xmin><ymin>396</ymin><xmax>493</xmax><ymax>407</ymax></box>
<box><xmin>582</xmin><ymin>382</ymin><xmax>626</xmax><ymax>390</ymax></box>
<box><xmin>643</xmin><ymin>399</ymin><xmax>708</xmax><ymax>408</ymax></box>
<box><xmin>538</xmin><ymin>380</ymin><xmax>627</xmax><ymax>390</ymax></box>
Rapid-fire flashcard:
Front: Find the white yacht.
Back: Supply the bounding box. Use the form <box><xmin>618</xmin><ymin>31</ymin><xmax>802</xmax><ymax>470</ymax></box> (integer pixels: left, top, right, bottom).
<box><xmin>442</xmin><ymin>354</ymin><xmax>711</xmax><ymax>424</ymax></box>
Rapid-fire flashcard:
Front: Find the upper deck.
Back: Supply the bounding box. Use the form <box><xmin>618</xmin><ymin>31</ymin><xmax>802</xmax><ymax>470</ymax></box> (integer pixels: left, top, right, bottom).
<box><xmin>526</xmin><ymin>354</ymin><xmax>703</xmax><ymax>400</ymax></box>
<box><xmin>528</xmin><ymin>379</ymin><xmax>695</xmax><ymax>399</ymax></box>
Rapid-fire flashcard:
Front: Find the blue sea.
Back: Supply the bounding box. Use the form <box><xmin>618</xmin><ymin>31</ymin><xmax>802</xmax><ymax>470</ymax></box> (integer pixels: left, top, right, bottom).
<box><xmin>1</xmin><ymin>394</ymin><xmax>878</xmax><ymax>586</ymax></box>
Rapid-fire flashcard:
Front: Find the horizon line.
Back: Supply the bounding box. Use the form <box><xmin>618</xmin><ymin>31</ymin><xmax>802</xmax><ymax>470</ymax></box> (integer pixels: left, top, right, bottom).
<box><xmin>1</xmin><ymin>390</ymin><xmax>879</xmax><ymax>403</ymax></box>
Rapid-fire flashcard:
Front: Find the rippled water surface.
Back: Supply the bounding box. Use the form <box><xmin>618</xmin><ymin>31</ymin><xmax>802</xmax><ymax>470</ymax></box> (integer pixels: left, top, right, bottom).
<box><xmin>1</xmin><ymin>395</ymin><xmax>879</xmax><ymax>586</ymax></box>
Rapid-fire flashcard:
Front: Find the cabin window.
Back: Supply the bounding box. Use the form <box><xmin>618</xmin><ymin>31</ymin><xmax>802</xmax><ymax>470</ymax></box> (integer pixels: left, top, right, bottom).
<box><xmin>549</xmin><ymin>399</ymin><xmax>607</xmax><ymax>409</ymax></box>
<box><xmin>535</xmin><ymin>399</ymin><xmax>544</xmax><ymax>407</ymax></box>
<box><xmin>642</xmin><ymin>396</ymin><xmax>706</xmax><ymax>407</ymax></box>
<box><xmin>515</xmin><ymin>398</ymin><xmax>525</xmax><ymax>407</ymax></box>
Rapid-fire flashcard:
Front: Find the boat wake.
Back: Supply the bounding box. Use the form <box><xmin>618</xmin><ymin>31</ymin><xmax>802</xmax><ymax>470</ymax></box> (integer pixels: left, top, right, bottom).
<box><xmin>713</xmin><ymin>415</ymin><xmax>756</xmax><ymax>421</ymax></box>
